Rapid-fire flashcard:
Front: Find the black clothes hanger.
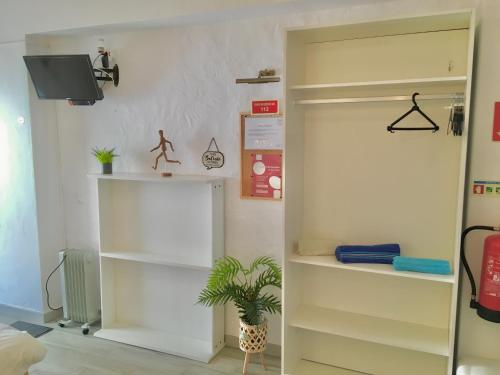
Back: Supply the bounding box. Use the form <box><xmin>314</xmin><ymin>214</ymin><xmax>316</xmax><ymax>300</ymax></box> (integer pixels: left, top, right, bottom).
<box><xmin>387</xmin><ymin>93</ymin><xmax>440</xmax><ymax>133</ymax></box>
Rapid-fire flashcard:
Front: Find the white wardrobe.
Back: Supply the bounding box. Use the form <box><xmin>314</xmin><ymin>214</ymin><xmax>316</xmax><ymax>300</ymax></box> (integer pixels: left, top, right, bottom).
<box><xmin>283</xmin><ymin>10</ymin><xmax>474</xmax><ymax>375</ymax></box>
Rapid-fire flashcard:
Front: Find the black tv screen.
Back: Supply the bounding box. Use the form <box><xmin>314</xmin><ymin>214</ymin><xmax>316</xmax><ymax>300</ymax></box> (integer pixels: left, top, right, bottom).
<box><xmin>23</xmin><ymin>55</ymin><xmax>103</xmax><ymax>100</ymax></box>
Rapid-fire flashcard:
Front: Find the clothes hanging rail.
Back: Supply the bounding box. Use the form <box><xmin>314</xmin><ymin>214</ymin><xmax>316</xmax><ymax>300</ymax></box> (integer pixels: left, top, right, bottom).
<box><xmin>294</xmin><ymin>93</ymin><xmax>464</xmax><ymax>105</ymax></box>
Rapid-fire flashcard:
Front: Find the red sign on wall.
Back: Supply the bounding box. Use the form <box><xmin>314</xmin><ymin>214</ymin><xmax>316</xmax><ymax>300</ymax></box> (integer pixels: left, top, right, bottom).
<box><xmin>251</xmin><ymin>100</ymin><xmax>279</xmax><ymax>115</ymax></box>
<box><xmin>493</xmin><ymin>102</ymin><xmax>500</xmax><ymax>141</ymax></box>
<box><xmin>473</xmin><ymin>184</ymin><xmax>485</xmax><ymax>195</ymax></box>
<box><xmin>251</xmin><ymin>153</ymin><xmax>282</xmax><ymax>199</ymax></box>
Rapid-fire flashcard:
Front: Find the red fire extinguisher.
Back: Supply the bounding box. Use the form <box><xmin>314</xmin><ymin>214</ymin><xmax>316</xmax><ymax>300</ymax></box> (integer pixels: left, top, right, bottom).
<box><xmin>461</xmin><ymin>225</ymin><xmax>500</xmax><ymax>322</ymax></box>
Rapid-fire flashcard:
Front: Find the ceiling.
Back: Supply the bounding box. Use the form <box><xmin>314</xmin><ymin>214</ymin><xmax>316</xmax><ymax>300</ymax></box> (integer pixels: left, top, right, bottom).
<box><xmin>0</xmin><ymin>0</ymin><xmax>398</xmax><ymax>41</ymax></box>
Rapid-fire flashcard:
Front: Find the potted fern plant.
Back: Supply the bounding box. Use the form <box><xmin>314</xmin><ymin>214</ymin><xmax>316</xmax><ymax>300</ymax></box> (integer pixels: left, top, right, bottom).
<box><xmin>198</xmin><ymin>256</ymin><xmax>281</xmax><ymax>373</ymax></box>
<box><xmin>92</xmin><ymin>147</ymin><xmax>118</xmax><ymax>175</ymax></box>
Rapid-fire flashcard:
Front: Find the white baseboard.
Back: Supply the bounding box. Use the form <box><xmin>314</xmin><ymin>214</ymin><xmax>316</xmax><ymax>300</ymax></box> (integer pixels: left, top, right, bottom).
<box><xmin>0</xmin><ymin>303</ymin><xmax>62</xmax><ymax>323</ymax></box>
<box><xmin>225</xmin><ymin>334</ymin><xmax>281</xmax><ymax>358</ymax></box>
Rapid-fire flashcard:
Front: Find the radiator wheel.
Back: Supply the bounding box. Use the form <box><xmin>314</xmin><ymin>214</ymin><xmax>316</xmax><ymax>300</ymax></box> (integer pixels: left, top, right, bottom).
<box><xmin>81</xmin><ymin>323</ymin><xmax>91</xmax><ymax>335</ymax></box>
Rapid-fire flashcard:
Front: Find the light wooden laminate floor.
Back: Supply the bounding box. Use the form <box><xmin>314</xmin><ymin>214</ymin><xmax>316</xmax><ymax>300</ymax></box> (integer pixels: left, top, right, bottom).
<box><xmin>0</xmin><ymin>314</ymin><xmax>280</xmax><ymax>375</ymax></box>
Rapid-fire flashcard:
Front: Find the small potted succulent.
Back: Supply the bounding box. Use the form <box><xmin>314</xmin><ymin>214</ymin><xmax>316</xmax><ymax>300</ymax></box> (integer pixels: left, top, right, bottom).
<box><xmin>198</xmin><ymin>256</ymin><xmax>281</xmax><ymax>373</ymax></box>
<box><xmin>92</xmin><ymin>147</ymin><xmax>118</xmax><ymax>175</ymax></box>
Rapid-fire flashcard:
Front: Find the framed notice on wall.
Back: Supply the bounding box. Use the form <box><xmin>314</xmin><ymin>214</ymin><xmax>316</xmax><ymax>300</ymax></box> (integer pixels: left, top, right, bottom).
<box><xmin>240</xmin><ymin>113</ymin><xmax>283</xmax><ymax>200</ymax></box>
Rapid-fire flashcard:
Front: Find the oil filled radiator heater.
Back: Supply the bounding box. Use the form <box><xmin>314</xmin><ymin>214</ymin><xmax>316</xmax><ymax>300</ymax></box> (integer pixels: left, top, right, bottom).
<box><xmin>58</xmin><ymin>249</ymin><xmax>100</xmax><ymax>334</ymax></box>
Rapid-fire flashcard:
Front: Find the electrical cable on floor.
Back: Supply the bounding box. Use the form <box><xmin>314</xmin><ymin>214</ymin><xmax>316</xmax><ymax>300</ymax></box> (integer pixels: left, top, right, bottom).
<box><xmin>45</xmin><ymin>255</ymin><xmax>66</xmax><ymax>311</ymax></box>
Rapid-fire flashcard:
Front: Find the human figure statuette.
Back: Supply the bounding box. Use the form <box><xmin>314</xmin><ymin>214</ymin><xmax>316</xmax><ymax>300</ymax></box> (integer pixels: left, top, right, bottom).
<box><xmin>150</xmin><ymin>130</ymin><xmax>181</xmax><ymax>177</ymax></box>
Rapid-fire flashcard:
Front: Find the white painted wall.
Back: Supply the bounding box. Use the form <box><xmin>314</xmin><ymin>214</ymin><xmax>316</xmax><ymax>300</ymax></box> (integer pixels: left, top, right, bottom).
<box><xmin>0</xmin><ymin>41</ymin><xmax>43</xmax><ymax>312</ymax></box>
<box><xmin>0</xmin><ymin>0</ymin><xmax>278</xmax><ymax>42</ymax></box>
<box><xmin>26</xmin><ymin>36</ymin><xmax>67</xmax><ymax>314</ymax></box>
<box><xmin>0</xmin><ymin>0</ymin><xmax>389</xmax><ymax>43</ymax></box>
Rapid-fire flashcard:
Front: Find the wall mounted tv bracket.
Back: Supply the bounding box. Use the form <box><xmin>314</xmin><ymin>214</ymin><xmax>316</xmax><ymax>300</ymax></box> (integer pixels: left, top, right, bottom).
<box><xmin>69</xmin><ymin>63</ymin><xmax>118</xmax><ymax>106</ymax></box>
<box><xmin>94</xmin><ymin>64</ymin><xmax>119</xmax><ymax>87</ymax></box>
<box><xmin>94</xmin><ymin>45</ymin><xmax>119</xmax><ymax>87</ymax></box>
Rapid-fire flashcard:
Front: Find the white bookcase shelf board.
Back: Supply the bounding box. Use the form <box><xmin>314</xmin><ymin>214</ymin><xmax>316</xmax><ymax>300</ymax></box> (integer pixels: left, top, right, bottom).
<box><xmin>88</xmin><ymin>172</ymin><xmax>222</xmax><ymax>183</ymax></box>
<box><xmin>283</xmin><ymin>10</ymin><xmax>475</xmax><ymax>375</ymax></box>
<box><xmin>91</xmin><ymin>173</ymin><xmax>225</xmax><ymax>362</ymax></box>
<box><xmin>289</xmin><ymin>255</ymin><xmax>455</xmax><ymax>284</ymax></box>
<box><xmin>94</xmin><ymin>323</ymin><xmax>215</xmax><ymax>362</ymax></box>
<box><xmin>295</xmin><ymin>360</ymin><xmax>367</xmax><ymax>375</ymax></box>
<box><xmin>290</xmin><ymin>305</ymin><xmax>449</xmax><ymax>356</ymax></box>
<box><xmin>100</xmin><ymin>251</ymin><xmax>212</xmax><ymax>270</ymax></box>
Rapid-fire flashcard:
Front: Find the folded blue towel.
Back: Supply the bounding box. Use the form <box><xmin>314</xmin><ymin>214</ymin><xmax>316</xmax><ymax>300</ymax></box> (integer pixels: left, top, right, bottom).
<box><xmin>335</xmin><ymin>244</ymin><xmax>400</xmax><ymax>264</ymax></box>
<box><xmin>393</xmin><ymin>256</ymin><xmax>452</xmax><ymax>275</ymax></box>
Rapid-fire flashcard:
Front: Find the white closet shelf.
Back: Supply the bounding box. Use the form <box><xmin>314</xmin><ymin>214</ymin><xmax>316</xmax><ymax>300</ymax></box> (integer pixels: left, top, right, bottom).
<box><xmin>295</xmin><ymin>360</ymin><xmax>368</xmax><ymax>374</ymax></box>
<box><xmin>94</xmin><ymin>323</ymin><xmax>221</xmax><ymax>363</ymax></box>
<box><xmin>100</xmin><ymin>251</ymin><xmax>212</xmax><ymax>270</ymax></box>
<box><xmin>289</xmin><ymin>255</ymin><xmax>454</xmax><ymax>284</ymax></box>
<box><xmin>289</xmin><ymin>305</ymin><xmax>449</xmax><ymax>357</ymax></box>
<box><xmin>88</xmin><ymin>173</ymin><xmax>223</xmax><ymax>183</ymax></box>
<box><xmin>289</xmin><ymin>76</ymin><xmax>467</xmax><ymax>90</ymax></box>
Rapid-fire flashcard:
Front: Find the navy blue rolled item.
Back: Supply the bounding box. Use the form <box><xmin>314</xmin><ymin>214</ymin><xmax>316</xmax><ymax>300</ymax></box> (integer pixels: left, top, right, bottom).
<box><xmin>337</xmin><ymin>254</ymin><xmax>396</xmax><ymax>264</ymax></box>
<box><xmin>335</xmin><ymin>244</ymin><xmax>400</xmax><ymax>264</ymax></box>
<box><xmin>336</xmin><ymin>244</ymin><xmax>401</xmax><ymax>255</ymax></box>
<box><xmin>393</xmin><ymin>256</ymin><xmax>451</xmax><ymax>275</ymax></box>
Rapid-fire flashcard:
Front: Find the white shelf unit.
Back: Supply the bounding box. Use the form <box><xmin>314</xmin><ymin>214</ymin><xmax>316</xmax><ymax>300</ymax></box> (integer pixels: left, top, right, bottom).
<box><xmin>289</xmin><ymin>255</ymin><xmax>454</xmax><ymax>284</ymax></box>
<box><xmin>283</xmin><ymin>11</ymin><xmax>475</xmax><ymax>375</ymax></box>
<box><xmin>91</xmin><ymin>173</ymin><xmax>224</xmax><ymax>363</ymax></box>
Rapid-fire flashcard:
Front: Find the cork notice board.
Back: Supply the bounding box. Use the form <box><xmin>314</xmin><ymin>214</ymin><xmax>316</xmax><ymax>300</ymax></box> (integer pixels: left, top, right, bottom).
<box><xmin>240</xmin><ymin>113</ymin><xmax>283</xmax><ymax>200</ymax></box>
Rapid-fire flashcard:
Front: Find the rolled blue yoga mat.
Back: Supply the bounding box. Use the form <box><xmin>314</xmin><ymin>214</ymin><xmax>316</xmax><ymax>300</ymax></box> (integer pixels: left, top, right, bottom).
<box><xmin>337</xmin><ymin>254</ymin><xmax>395</xmax><ymax>264</ymax></box>
<box><xmin>393</xmin><ymin>256</ymin><xmax>452</xmax><ymax>275</ymax></box>
<box><xmin>336</xmin><ymin>243</ymin><xmax>401</xmax><ymax>255</ymax></box>
<box><xmin>335</xmin><ymin>244</ymin><xmax>400</xmax><ymax>264</ymax></box>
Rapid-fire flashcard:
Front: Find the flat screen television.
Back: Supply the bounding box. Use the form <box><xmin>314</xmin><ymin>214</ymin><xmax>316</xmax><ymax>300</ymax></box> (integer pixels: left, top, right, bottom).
<box><xmin>23</xmin><ymin>54</ymin><xmax>103</xmax><ymax>101</ymax></box>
